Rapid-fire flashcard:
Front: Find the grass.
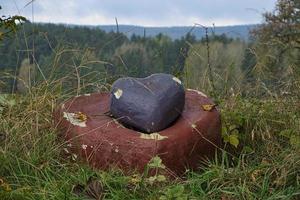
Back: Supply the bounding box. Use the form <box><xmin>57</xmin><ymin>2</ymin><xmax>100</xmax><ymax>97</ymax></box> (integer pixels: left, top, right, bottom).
<box><xmin>0</xmin><ymin>73</ymin><xmax>299</xmax><ymax>200</ymax></box>
<box><xmin>0</xmin><ymin>29</ymin><xmax>299</xmax><ymax>199</ymax></box>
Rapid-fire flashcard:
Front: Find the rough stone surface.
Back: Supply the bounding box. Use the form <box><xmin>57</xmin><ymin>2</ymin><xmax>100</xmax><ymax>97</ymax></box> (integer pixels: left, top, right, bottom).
<box><xmin>54</xmin><ymin>91</ymin><xmax>221</xmax><ymax>176</ymax></box>
<box><xmin>110</xmin><ymin>73</ymin><xmax>185</xmax><ymax>133</ymax></box>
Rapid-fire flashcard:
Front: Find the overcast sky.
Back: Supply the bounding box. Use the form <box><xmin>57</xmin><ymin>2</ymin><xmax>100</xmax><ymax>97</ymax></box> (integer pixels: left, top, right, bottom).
<box><xmin>1</xmin><ymin>0</ymin><xmax>277</xmax><ymax>27</ymax></box>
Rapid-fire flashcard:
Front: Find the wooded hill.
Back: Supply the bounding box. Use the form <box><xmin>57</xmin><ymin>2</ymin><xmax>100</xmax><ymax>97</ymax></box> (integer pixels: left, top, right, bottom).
<box><xmin>81</xmin><ymin>24</ymin><xmax>255</xmax><ymax>40</ymax></box>
<box><xmin>0</xmin><ymin>22</ymin><xmax>248</xmax><ymax>93</ymax></box>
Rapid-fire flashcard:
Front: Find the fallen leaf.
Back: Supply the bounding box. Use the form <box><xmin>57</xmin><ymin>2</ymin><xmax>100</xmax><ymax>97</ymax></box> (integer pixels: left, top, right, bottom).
<box><xmin>63</xmin><ymin>112</ymin><xmax>87</xmax><ymax>127</ymax></box>
<box><xmin>114</xmin><ymin>88</ymin><xmax>123</xmax><ymax>99</ymax></box>
<box><xmin>74</xmin><ymin>112</ymin><xmax>88</xmax><ymax>122</ymax></box>
<box><xmin>129</xmin><ymin>174</ymin><xmax>142</xmax><ymax>185</ymax></box>
<box><xmin>201</xmin><ymin>104</ymin><xmax>216</xmax><ymax>111</ymax></box>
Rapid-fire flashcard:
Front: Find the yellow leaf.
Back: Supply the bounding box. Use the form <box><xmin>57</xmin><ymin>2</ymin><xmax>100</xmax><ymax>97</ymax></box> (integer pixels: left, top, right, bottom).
<box><xmin>228</xmin><ymin>134</ymin><xmax>239</xmax><ymax>148</ymax></box>
<box><xmin>129</xmin><ymin>174</ymin><xmax>142</xmax><ymax>185</ymax></box>
<box><xmin>201</xmin><ymin>104</ymin><xmax>216</xmax><ymax>111</ymax></box>
<box><xmin>74</xmin><ymin>112</ymin><xmax>87</xmax><ymax>122</ymax></box>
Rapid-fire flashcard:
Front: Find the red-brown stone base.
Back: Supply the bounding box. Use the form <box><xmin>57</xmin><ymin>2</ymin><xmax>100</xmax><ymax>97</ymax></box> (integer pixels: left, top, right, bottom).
<box><xmin>54</xmin><ymin>90</ymin><xmax>221</xmax><ymax>176</ymax></box>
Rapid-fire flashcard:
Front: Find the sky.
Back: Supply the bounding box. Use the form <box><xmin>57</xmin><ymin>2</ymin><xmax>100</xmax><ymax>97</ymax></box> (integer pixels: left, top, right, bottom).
<box><xmin>1</xmin><ymin>0</ymin><xmax>277</xmax><ymax>27</ymax></box>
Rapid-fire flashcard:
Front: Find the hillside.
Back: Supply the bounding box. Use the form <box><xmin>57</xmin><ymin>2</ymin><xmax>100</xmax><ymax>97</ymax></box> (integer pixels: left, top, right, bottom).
<box><xmin>97</xmin><ymin>24</ymin><xmax>256</xmax><ymax>40</ymax></box>
<box><xmin>71</xmin><ymin>24</ymin><xmax>256</xmax><ymax>40</ymax></box>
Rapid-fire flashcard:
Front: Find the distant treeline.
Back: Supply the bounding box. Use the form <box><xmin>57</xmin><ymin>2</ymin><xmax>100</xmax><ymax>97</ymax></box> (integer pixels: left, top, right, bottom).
<box><xmin>90</xmin><ymin>24</ymin><xmax>255</xmax><ymax>40</ymax></box>
<box><xmin>0</xmin><ymin>22</ymin><xmax>251</xmax><ymax>93</ymax></box>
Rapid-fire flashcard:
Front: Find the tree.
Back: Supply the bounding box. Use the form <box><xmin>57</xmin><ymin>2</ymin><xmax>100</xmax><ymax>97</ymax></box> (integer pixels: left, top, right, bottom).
<box><xmin>110</xmin><ymin>43</ymin><xmax>151</xmax><ymax>77</ymax></box>
<box><xmin>250</xmin><ymin>0</ymin><xmax>300</xmax><ymax>92</ymax></box>
<box><xmin>0</xmin><ymin>5</ymin><xmax>26</xmax><ymax>41</ymax></box>
<box><xmin>253</xmin><ymin>0</ymin><xmax>300</xmax><ymax>48</ymax></box>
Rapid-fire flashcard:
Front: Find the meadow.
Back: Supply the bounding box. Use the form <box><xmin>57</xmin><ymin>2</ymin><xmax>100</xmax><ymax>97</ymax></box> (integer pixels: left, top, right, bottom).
<box><xmin>0</xmin><ymin>1</ymin><xmax>299</xmax><ymax>199</ymax></box>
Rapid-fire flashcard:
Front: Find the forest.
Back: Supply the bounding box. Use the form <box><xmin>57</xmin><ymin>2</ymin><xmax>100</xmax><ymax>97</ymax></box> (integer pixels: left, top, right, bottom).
<box><xmin>0</xmin><ymin>22</ymin><xmax>248</xmax><ymax>95</ymax></box>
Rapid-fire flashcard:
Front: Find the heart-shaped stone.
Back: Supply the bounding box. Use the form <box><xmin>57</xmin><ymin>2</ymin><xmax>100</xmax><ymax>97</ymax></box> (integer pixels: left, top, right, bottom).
<box><xmin>110</xmin><ymin>73</ymin><xmax>185</xmax><ymax>133</ymax></box>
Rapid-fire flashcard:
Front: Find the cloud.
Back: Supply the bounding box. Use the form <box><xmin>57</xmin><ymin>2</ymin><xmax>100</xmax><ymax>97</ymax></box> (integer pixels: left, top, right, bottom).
<box><xmin>1</xmin><ymin>0</ymin><xmax>277</xmax><ymax>26</ymax></box>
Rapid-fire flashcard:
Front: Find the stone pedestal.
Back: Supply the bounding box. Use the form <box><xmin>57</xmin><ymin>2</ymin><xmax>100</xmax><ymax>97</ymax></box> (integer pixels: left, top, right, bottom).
<box><xmin>54</xmin><ymin>90</ymin><xmax>221</xmax><ymax>176</ymax></box>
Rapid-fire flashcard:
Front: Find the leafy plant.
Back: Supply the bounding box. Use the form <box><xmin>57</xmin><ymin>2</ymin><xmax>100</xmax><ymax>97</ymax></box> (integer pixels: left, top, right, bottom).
<box><xmin>142</xmin><ymin>156</ymin><xmax>167</xmax><ymax>186</ymax></box>
<box><xmin>159</xmin><ymin>185</ymin><xmax>188</xmax><ymax>200</ymax></box>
